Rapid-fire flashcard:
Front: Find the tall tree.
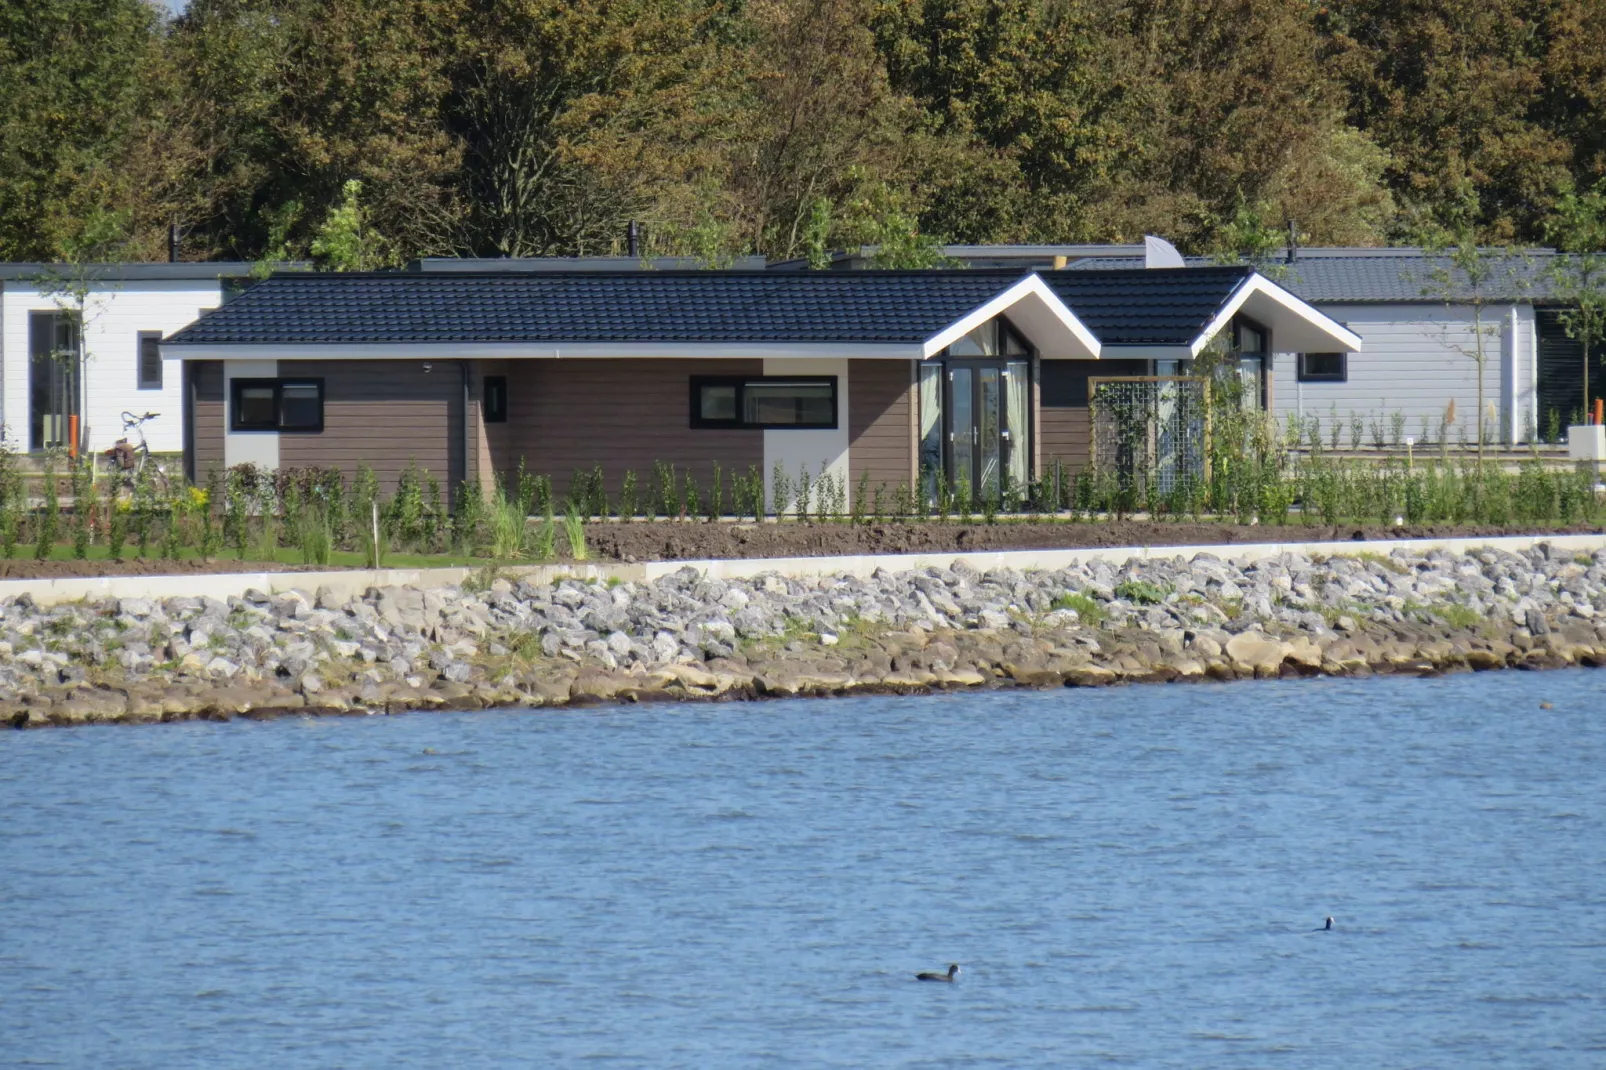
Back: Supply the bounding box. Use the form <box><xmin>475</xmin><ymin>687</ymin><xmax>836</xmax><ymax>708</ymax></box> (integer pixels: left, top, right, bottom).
<box><xmin>0</xmin><ymin>0</ymin><xmax>176</xmax><ymax>260</ymax></box>
<box><xmin>440</xmin><ymin>0</ymin><xmax>737</xmax><ymax>257</ymax></box>
<box><xmin>171</xmin><ymin>0</ymin><xmax>461</xmax><ymax>262</ymax></box>
<box><xmin>1321</xmin><ymin>0</ymin><xmax>1579</xmax><ymax>242</ymax></box>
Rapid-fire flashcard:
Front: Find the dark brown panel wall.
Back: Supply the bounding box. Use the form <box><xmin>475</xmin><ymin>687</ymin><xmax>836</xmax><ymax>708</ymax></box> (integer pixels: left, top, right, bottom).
<box><xmin>848</xmin><ymin>359</ymin><xmax>913</xmax><ymax>496</ymax></box>
<box><xmin>501</xmin><ymin>359</ymin><xmax>765</xmax><ymax>496</ymax></box>
<box><xmin>191</xmin><ymin>361</ymin><xmax>225</xmax><ymax>479</ymax></box>
<box><xmin>1038</xmin><ymin>358</ymin><xmax>1148</xmax><ymax>471</ymax></box>
<box><xmin>278</xmin><ymin>360</ymin><xmax>462</xmax><ymax>493</ymax></box>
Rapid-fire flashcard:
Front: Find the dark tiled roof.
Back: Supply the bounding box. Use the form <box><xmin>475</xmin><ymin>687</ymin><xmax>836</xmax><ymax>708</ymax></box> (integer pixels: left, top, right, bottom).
<box><xmin>1042</xmin><ymin>265</ymin><xmax>1251</xmax><ymax>345</ymax></box>
<box><xmin>1065</xmin><ymin>252</ymin><xmax>1562</xmax><ymax>303</ymax></box>
<box><xmin>165</xmin><ymin>266</ymin><xmax>1260</xmax><ymax>349</ymax></box>
<box><xmin>168</xmin><ymin>270</ymin><xmax>1030</xmax><ymax>346</ymax></box>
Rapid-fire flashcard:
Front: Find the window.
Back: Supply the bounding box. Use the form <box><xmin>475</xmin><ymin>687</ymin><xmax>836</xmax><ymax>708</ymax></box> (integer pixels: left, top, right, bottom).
<box><xmin>945</xmin><ymin>319</ymin><xmax>1030</xmax><ymax>357</ymax></box>
<box><xmin>29</xmin><ymin>310</ymin><xmax>81</xmax><ymax>452</ymax></box>
<box><xmin>690</xmin><ymin>376</ymin><xmax>836</xmax><ymax>429</ymax></box>
<box><xmin>137</xmin><ymin>331</ymin><xmax>163</xmax><ymax>390</ymax></box>
<box><xmin>1235</xmin><ymin>321</ymin><xmax>1266</xmax><ymax>355</ymax></box>
<box><xmin>483</xmin><ymin>375</ymin><xmax>508</xmax><ymax>423</ymax></box>
<box><xmin>1298</xmin><ymin>353</ymin><xmax>1347</xmax><ymax>382</ymax></box>
<box><xmin>230</xmin><ymin>378</ymin><xmax>324</xmax><ymax>432</ymax></box>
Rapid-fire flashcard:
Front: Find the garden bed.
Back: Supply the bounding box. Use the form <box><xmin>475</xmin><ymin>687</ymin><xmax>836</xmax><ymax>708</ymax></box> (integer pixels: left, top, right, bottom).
<box><xmin>589</xmin><ymin>518</ymin><xmax>1606</xmax><ymax>562</ymax></box>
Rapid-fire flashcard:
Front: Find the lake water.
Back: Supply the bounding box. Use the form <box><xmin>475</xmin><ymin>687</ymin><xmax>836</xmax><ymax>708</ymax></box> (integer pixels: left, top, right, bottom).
<box><xmin>3</xmin><ymin>672</ymin><xmax>1604</xmax><ymax>1068</ymax></box>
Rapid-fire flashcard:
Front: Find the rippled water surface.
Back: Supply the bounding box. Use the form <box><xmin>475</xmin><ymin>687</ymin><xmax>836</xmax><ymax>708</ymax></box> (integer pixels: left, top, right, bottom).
<box><xmin>3</xmin><ymin>672</ymin><xmax>1604</xmax><ymax>1068</ymax></box>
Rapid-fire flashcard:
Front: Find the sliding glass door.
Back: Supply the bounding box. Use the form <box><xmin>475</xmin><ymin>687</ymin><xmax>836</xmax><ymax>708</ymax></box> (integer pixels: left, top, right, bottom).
<box><xmin>29</xmin><ymin>311</ymin><xmax>81</xmax><ymax>452</ymax></box>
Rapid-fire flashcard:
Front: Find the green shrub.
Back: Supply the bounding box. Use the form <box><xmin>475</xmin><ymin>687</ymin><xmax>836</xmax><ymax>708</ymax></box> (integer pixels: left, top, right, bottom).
<box><xmin>1113</xmin><ymin>578</ymin><xmax>1170</xmax><ymax>605</ymax></box>
<box><xmin>200</xmin><ymin>468</ymin><xmax>223</xmax><ymax>557</ymax></box>
<box><xmin>489</xmin><ymin>480</ymin><xmax>527</xmax><ymax>560</ymax></box>
<box><xmin>106</xmin><ymin>483</ymin><xmax>127</xmax><ymax>561</ymax></box>
<box><xmin>453</xmin><ymin>479</ymin><xmax>486</xmax><ymax>554</ymax></box>
<box><xmin>1049</xmin><ymin>592</ymin><xmax>1104</xmax><ymax>623</ymax></box>
<box><xmin>70</xmin><ymin>458</ymin><xmax>91</xmax><ymax>559</ymax></box>
<box><xmin>35</xmin><ymin>458</ymin><xmax>59</xmax><ymax>561</ymax></box>
<box><xmin>619</xmin><ymin>469</ymin><xmax>638</xmax><ymax>520</ymax></box>
<box><xmin>531</xmin><ymin>508</ymin><xmax>556</xmax><ymax>560</ymax></box>
<box><xmin>564</xmin><ymin>504</ymin><xmax>588</xmax><ymax>561</ymax></box>
<box><xmin>297</xmin><ymin>505</ymin><xmax>333</xmax><ymax>566</ymax></box>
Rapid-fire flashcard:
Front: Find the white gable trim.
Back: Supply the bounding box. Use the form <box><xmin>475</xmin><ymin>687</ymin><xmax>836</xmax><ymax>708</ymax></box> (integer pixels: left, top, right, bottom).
<box><xmin>1192</xmin><ymin>274</ymin><xmax>1364</xmax><ymax>356</ymax></box>
<box><xmin>921</xmin><ymin>274</ymin><xmax>1101</xmax><ymax>360</ymax></box>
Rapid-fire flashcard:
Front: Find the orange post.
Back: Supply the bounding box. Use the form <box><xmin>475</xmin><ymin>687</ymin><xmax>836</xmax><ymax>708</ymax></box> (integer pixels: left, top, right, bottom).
<box><xmin>67</xmin><ymin>415</ymin><xmax>79</xmax><ymax>459</ymax></box>
<box><xmin>1594</xmin><ymin>398</ymin><xmax>1604</xmax><ymax>426</ymax></box>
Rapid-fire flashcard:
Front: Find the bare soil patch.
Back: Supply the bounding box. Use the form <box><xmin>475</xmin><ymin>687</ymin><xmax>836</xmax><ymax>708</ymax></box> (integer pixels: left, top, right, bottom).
<box><xmin>588</xmin><ymin>520</ymin><xmax>1606</xmax><ymax>563</ymax></box>
<box><xmin>0</xmin><ymin>558</ymin><xmax>307</xmax><ymax>581</ymax></box>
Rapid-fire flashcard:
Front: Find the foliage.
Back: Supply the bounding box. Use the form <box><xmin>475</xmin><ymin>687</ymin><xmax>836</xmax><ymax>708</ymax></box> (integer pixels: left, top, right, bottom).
<box><xmin>8</xmin><ymin>0</ymin><xmax>1606</xmax><ymax>261</ymax></box>
<box><xmin>309</xmin><ymin>179</ymin><xmax>387</xmax><ymax>271</ymax></box>
<box><xmin>1049</xmin><ymin>592</ymin><xmax>1104</xmax><ymax>624</ymax></box>
<box><xmin>1545</xmin><ymin>178</ymin><xmax>1606</xmax><ymax>416</ymax></box>
<box><xmin>563</xmin><ymin>504</ymin><xmax>588</xmax><ymax>561</ymax></box>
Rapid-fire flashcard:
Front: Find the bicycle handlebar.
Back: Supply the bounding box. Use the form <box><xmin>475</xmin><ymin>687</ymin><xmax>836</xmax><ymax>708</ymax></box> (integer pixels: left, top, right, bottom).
<box><xmin>121</xmin><ymin>411</ymin><xmax>160</xmax><ymax>425</ymax></box>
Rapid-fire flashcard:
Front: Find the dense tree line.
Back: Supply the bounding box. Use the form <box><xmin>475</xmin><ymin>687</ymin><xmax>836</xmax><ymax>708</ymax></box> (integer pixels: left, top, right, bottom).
<box><xmin>2</xmin><ymin>0</ymin><xmax>1604</xmax><ymax>265</ymax></box>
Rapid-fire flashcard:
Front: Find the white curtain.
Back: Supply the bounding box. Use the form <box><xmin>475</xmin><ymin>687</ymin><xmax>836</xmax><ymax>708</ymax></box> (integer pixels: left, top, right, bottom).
<box><xmin>1005</xmin><ymin>361</ymin><xmax>1029</xmax><ymax>493</ymax></box>
<box><xmin>919</xmin><ymin>363</ymin><xmax>943</xmax><ymax>500</ymax></box>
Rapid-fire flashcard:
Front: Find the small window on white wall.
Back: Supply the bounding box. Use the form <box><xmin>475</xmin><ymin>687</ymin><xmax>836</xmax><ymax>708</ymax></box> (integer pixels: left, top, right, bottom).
<box><xmin>137</xmin><ymin>332</ymin><xmax>163</xmax><ymax>390</ymax></box>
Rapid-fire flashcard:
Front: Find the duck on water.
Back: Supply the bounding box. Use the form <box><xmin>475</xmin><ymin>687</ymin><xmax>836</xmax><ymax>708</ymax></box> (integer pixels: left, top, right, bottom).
<box><xmin>1313</xmin><ymin>917</ymin><xmax>1334</xmax><ymax>932</ymax></box>
<box><xmin>916</xmin><ymin>964</ymin><xmax>960</xmax><ymax>982</ymax></box>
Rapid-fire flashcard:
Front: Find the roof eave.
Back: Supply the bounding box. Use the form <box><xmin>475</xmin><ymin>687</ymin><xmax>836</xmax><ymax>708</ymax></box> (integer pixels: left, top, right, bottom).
<box><xmin>921</xmin><ymin>274</ymin><xmax>1101</xmax><ymax>359</ymax></box>
<box><xmin>159</xmin><ymin>341</ymin><xmax>930</xmax><ymax>361</ymax></box>
<box><xmin>1193</xmin><ymin>274</ymin><xmax>1364</xmax><ymax>355</ymax></box>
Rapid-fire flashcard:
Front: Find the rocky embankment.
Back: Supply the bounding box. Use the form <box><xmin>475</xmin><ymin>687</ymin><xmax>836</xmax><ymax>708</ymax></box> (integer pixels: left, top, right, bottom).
<box><xmin>6</xmin><ymin>542</ymin><xmax>1605</xmax><ymax>727</ymax></box>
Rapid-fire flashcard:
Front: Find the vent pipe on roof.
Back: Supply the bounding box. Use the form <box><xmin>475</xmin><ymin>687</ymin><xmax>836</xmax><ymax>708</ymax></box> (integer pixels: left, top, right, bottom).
<box><xmin>626</xmin><ymin>220</ymin><xmax>641</xmax><ymax>258</ymax></box>
<box><xmin>168</xmin><ymin>221</ymin><xmax>182</xmax><ymax>263</ymax></box>
<box><xmin>1286</xmin><ymin>219</ymin><xmax>1298</xmax><ymax>264</ymax></box>
<box><xmin>1143</xmin><ymin>235</ymin><xmax>1185</xmax><ymax>269</ymax></box>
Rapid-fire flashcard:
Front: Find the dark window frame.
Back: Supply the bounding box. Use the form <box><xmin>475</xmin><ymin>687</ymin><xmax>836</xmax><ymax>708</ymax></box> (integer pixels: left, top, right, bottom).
<box><xmin>229</xmin><ymin>377</ymin><xmax>325</xmax><ymax>432</ymax></box>
<box><xmin>1297</xmin><ymin>352</ymin><xmax>1347</xmax><ymax>383</ymax></box>
<box><xmin>482</xmin><ymin>375</ymin><xmax>508</xmax><ymax>423</ymax></box>
<box><xmin>137</xmin><ymin>331</ymin><xmax>164</xmax><ymax>390</ymax></box>
<box><xmin>690</xmin><ymin>375</ymin><xmax>838</xmax><ymax>430</ymax></box>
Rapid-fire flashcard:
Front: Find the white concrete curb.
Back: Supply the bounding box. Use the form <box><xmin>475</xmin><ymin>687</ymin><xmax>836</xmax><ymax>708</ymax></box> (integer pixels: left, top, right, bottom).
<box><xmin>1</xmin><ymin>532</ymin><xmax>1602</xmax><ymax>607</ymax></box>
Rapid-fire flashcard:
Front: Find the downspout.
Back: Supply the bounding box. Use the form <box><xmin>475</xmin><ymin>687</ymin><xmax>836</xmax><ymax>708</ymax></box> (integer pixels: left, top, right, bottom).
<box><xmin>1505</xmin><ymin>307</ymin><xmax>1519</xmax><ymax>445</ymax></box>
<box><xmin>459</xmin><ymin>360</ymin><xmax>472</xmax><ymax>508</ymax></box>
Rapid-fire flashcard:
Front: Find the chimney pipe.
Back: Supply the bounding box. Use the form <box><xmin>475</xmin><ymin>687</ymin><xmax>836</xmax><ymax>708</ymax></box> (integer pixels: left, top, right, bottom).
<box><xmin>626</xmin><ymin>220</ymin><xmax>640</xmax><ymax>258</ymax></box>
<box><xmin>1286</xmin><ymin>219</ymin><xmax>1298</xmax><ymax>264</ymax></box>
<box><xmin>168</xmin><ymin>221</ymin><xmax>181</xmax><ymax>264</ymax></box>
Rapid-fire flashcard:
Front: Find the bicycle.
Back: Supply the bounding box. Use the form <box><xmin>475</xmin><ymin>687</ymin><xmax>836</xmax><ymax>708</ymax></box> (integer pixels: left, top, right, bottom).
<box><xmin>104</xmin><ymin>411</ymin><xmax>170</xmax><ymax>496</ymax></box>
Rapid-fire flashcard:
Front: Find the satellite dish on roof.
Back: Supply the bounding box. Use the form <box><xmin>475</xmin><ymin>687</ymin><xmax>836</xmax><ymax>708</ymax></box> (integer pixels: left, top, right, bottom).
<box><xmin>1144</xmin><ymin>235</ymin><xmax>1185</xmax><ymax>269</ymax></box>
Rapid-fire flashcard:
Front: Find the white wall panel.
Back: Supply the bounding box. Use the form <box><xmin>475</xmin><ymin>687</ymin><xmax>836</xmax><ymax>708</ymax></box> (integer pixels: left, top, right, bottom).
<box><xmin>1272</xmin><ymin>303</ymin><xmax>1527</xmax><ymax>445</ymax></box>
<box><xmin>1</xmin><ymin>279</ymin><xmax>221</xmax><ymax>453</ymax></box>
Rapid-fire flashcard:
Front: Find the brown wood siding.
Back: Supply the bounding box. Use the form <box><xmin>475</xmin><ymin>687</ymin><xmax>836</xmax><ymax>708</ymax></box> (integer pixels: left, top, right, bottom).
<box><xmin>501</xmin><ymin>359</ymin><xmax>764</xmax><ymax>496</ymax></box>
<box><xmin>191</xmin><ymin>361</ymin><xmax>225</xmax><ymax>480</ymax></box>
<box><xmin>848</xmin><ymin>359</ymin><xmax>913</xmax><ymax>498</ymax></box>
<box><xmin>277</xmin><ymin>360</ymin><xmax>462</xmax><ymax>493</ymax></box>
<box><xmin>1039</xmin><ymin>358</ymin><xmax>1148</xmax><ymax>472</ymax></box>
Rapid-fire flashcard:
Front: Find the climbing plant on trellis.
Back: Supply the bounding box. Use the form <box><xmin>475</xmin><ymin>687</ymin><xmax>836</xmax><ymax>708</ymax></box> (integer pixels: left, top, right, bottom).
<box><xmin>1089</xmin><ymin>376</ymin><xmax>1209</xmax><ymax>511</ymax></box>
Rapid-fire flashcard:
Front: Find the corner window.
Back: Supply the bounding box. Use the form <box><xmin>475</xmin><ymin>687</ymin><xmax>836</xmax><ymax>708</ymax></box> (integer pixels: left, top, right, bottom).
<box><xmin>231</xmin><ymin>378</ymin><xmax>324</xmax><ymax>432</ymax></box>
<box><xmin>483</xmin><ymin>375</ymin><xmax>508</xmax><ymax>423</ymax></box>
<box><xmin>1298</xmin><ymin>353</ymin><xmax>1347</xmax><ymax>382</ymax></box>
<box><xmin>137</xmin><ymin>331</ymin><xmax>163</xmax><ymax>390</ymax></box>
<box><xmin>691</xmin><ymin>376</ymin><xmax>836</xmax><ymax>429</ymax></box>
<box><xmin>1236</xmin><ymin>321</ymin><xmax>1266</xmax><ymax>355</ymax></box>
